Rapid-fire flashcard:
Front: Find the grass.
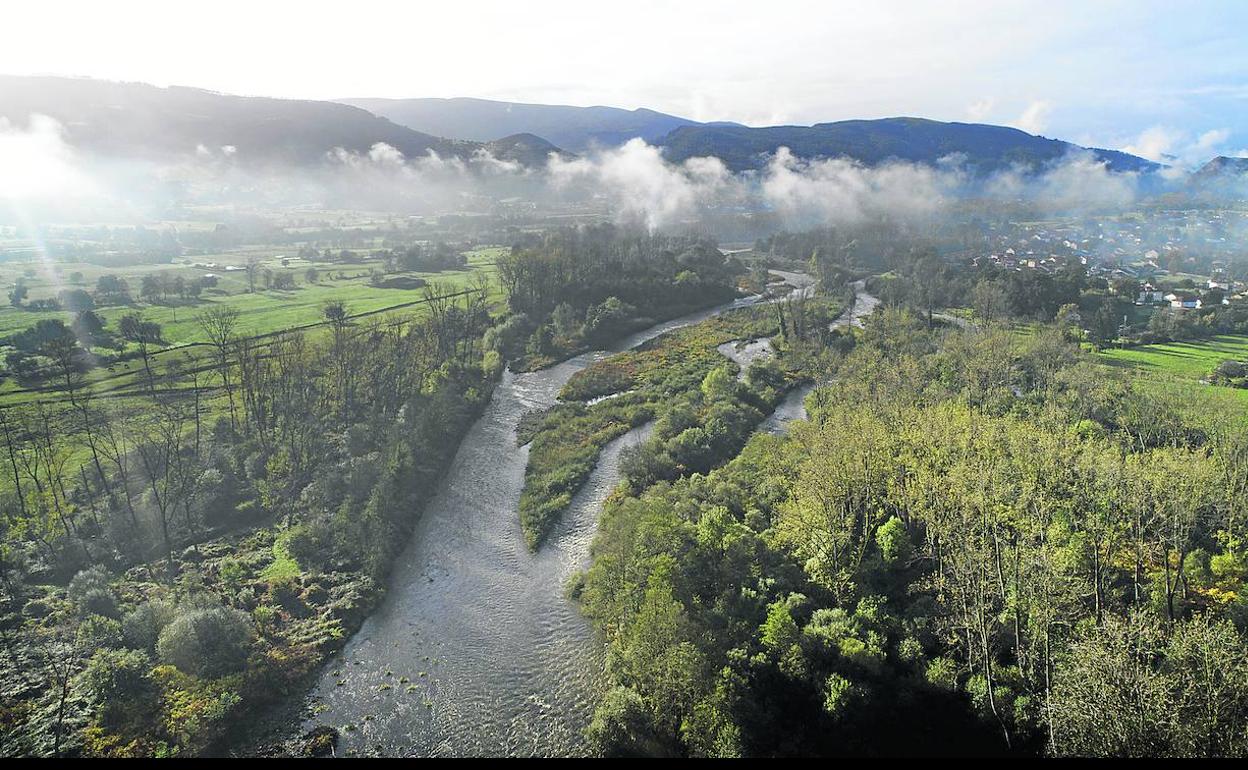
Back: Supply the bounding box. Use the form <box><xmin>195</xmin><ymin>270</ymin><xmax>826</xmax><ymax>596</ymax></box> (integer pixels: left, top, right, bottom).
<box><xmin>0</xmin><ymin>247</ymin><xmax>501</xmax><ymax>342</ymax></box>
<box><xmin>259</xmin><ymin>532</ymin><xmax>303</xmax><ymax>583</ymax></box>
<box><xmin>1099</xmin><ymin>334</ymin><xmax>1248</xmax><ymax>421</ymax></box>
<box><xmin>0</xmin><ymin>247</ymin><xmax>504</xmax><ymax>405</ymax></box>
<box><xmin>1100</xmin><ymin>334</ymin><xmax>1248</xmax><ymax>380</ymax></box>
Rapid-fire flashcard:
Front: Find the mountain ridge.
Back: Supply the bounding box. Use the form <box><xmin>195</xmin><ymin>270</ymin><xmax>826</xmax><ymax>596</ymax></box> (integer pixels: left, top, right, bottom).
<box><xmin>655</xmin><ymin>117</ymin><xmax>1160</xmax><ymax>174</ymax></box>
<box><xmin>0</xmin><ymin>75</ymin><xmax>502</xmax><ymax>167</ymax></box>
<box><xmin>338</xmin><ymin>95</ymin><xmax>726</xmax><ymax>152</ymax></box>
<box><xmin>0</xmin><ymin>75</ymin><xmax>1168</xmax><ymax>178</ymax></box>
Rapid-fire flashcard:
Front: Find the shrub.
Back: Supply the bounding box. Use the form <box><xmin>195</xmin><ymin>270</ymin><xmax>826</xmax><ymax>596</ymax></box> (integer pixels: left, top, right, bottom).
<box><xmin>68</xmin><ymin>566</ymin><xmax>120</xmax><ymax>619</ymax></box>
<box><xmin>123</xmin><ymin>600</ymin><xmax>176</xmax><ymax>652</ymax></box>
<box><xmin>80</xmin><ymin>648</ymin><xmax>157</xmax><ymax>727</ymax></box>
<box><xmin>157</xmin><ymin>606</ymin><xmax>255</xmax><ymax>678</ymax></box>
<box><xmin>77</xmin><ymin>614</ymin><xmax>125</xmax><ymax>649</ymax></box>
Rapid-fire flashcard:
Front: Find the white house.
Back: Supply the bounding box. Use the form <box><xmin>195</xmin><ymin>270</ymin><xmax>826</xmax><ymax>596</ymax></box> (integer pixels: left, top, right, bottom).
<box><xmin>1165</xmin><ymin>292</ymin><xmax>1201</xmax><ymax>310</ymax></box>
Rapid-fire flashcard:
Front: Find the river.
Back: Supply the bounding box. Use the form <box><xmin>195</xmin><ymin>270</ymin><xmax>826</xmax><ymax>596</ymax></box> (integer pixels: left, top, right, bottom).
<box><xmin>293</xmin><ymin>273</ymin><xmax>868</xmax><ymax>757</ymax></box>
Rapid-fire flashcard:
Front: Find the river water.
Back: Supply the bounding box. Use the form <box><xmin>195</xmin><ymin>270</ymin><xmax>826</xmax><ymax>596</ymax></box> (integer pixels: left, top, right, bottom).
<box><xmin>729</xmin><ymin>277</ymin><xmax>879</xmax><ymax>432</ymax></box>
<box><xmin>296</xmin><ymin>288</ymin><xmax>798</xmax><ymax>757</ymax></box>
<box><xmin>295</xmin><ymin>272</ymin><xmax>867</xmax><ymax>757</ymax></box>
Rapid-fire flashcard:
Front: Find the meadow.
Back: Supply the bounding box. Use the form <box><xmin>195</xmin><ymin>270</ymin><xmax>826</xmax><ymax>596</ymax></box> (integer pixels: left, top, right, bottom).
<box><xmin>1100</xmin><ymin>334</ymin><xmax>1248</xmax><ymax>380</ymax></box>
<box><xmin>0</xmin><ymin>246</ymin><xmax>504</xmax><ymax>405</ymax></box>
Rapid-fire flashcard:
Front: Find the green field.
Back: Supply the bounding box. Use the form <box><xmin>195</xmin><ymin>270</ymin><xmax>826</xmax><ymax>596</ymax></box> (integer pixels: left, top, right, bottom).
<box><xmin>1100</xmin><ymin>334</ymin><xmax>1248</xmax><ymax>380</ymax></box>
<box><xmin>1099</xmin><ymin>334</ymin><xmax>1248</xmax><ymax>424</ymax></box>
<box><xmin>0</xmin><ymin>246</ymin><xmax>504</xmax><ymax>405</ymax></box>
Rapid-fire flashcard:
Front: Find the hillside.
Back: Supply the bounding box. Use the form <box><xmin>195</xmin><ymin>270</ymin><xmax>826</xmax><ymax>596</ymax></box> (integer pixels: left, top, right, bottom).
<box><xmin>338</xmin><ymin>96</ymin><xmax>724</xmax><ymax>151</ymax></box>
<box><xmin>1191</xmin><ymin>155</ymin><xmax>1248</xmax><ymax>183</ymax></box>
<box><xmin>482</xmin><ymin>132</ymin><xmax>569</xmax><ymax>166</ymax></box>
<box><xmin>0</xmin><ymin>75</ymin><xmax>477</xmax><ymax>166</ymax></box>
<box><xmin>657</xmin><ymin>116</ymin><xmax>1159</xmax><ymax>174</ymax></box>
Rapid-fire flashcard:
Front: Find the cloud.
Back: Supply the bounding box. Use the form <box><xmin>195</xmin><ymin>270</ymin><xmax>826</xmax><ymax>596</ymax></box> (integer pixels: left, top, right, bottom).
<box><xmin>547</xmin><ymin>138</ymin><xmax>734</xmax><ymax>230</ymax></box>
<box><xmin>966</xmin><ymin>98</ymin><xmax>995</xmax><ymax>123</ymax></box>
<box><xmin>1120</xmin><ymin>125</ymin><xmax>1234</xmax><ymax>170</ymax></box>
<box><xmin>1120</xmin><ymin>125</ymin><xmax>1182</xmax><ymax>162</ymax></box>
<box><xmin>1014</xmin><ymin>100</ymin><xmax>1053</xmax><ymax>135</ymax></box>
<box><xmin>759</xmin><ymin>147</ymin><xmax>952</xmax><ymax>227</ymax></box>
<box><xmin>985</xmin><ymin>150</ymin><xmax>1138</xmax><ymax>213</ymax></box>
<box><xmin>0</xmin><ymin>114</ymin><xmax>99</xmax><ymax>201</ymax></box>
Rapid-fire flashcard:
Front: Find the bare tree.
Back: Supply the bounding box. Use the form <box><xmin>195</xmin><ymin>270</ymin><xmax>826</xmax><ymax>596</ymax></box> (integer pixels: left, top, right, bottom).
<box><xmin>196</xmin><ymin>305</ymin><xmax>241</xmax><ymax>429</ymax></box>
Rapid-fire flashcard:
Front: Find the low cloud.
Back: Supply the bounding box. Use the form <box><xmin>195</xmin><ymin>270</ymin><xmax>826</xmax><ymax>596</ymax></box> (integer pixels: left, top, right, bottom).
<box><xmin>1121</xmin><ymin>125</ymin><xmax>1233</xmax><ymax>170</ymax></box>
<box><xmin>547</xmin><ymin>138</ymin><xmax>736</xmax><ymax>231</ymax></box>
<box><xmin>1014</xmin><ymin>100</ymin><xmax>1053</xmax><ymax>135</ymax></box>
<box><xmin>760</xmin><ymin>147</ymin><xmax>953</xmax><ymax>227</ymax></box>
<box><xmin>0</xmin><ymin>115</ymin><xmax>99</xmax><ymax>201</ymax></box>
<box><xmin>984</xmin><ymin>150</ymin><xmax>1139</xmax><ymax>213</ymax></box>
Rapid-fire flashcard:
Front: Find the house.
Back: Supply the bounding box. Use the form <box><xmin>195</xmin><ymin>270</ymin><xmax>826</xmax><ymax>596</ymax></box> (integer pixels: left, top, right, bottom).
<box><xmin>1137</xmin><ymin>283</ymin><xmax>1166</xmax><ymax>305</ymax></box>
<box><xmin>1165</xmin><ymin>292</ymin><xmax>1201</xmax><ymax>310</ymax></box>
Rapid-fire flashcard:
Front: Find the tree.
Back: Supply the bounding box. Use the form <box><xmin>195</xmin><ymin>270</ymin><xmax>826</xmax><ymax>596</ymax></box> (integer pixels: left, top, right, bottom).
<box><xmin>71</xmin><ymin>310</ymin><xmax>110</xmax><ymax>350</ymax></box>
<box><xmin>134</xmin><ymin>403</ymin><xmax>187</xmax><ymax>563</ymax></box>
<box><xmin>322</xmin><ymin>300</ymin><xmax>353</xmax><ymax>422</ymax></box>
<box><xmin>244</xmin><ymin>257</ymin><xmax>261</xmax><ymax>293</ymax></box>
<box><xmin>9</xmin><ymin>280</ymin><xmax>28</xmax><ymax>307</ymax></box>
<box><xmin>94</xmin><ymin>274</ymin><xmax>130</xmax><ymax>303</ymax></box>
<box><xmin>875</xmin><ymin>515</ymin><xmax>912</xmax><ymax>565</ymax></box>
<box><xmin>139</xmin><ymin>274</ymin><xmax>161</xmax><ymax>303</ymax></box>
<box><xmin>700</xmin><ymin>366</ymin><xmax>736</xmax><ymax>403</ymax></box>
<box><xmin>1048</xmin><ymin>612</ymin><xmax>1248</xmax><ymax>757</ymax></box>
<box><xmin>972</xmin><ymin>279</ymin><xmax>1008</xmax><ymax>322</ymax></box>
<box><xmin>586</xmin><ymin>686</ymin><xmax>660</xmax><ymax>757</ymax></box>
<box><xmin>119</xmin><ymin>313</ymin><xmax>163</xmax><ymax>393</ymax></box>
<box><xmin>37</xmin><ymin>322</ymin><xmax>88</xmax><ymax>393</ymax></box>
<box><xmin>196</xmin><ymin>306</ymin><xmax>241</xmax><ymax>428</ymax></box>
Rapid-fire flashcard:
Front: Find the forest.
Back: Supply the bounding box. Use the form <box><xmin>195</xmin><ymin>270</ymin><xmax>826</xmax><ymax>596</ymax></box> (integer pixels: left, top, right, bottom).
<box><xmin>0</xmin><ymin>222</ymin><xmax>752</xmax><ymax>756</ymax></box>
<box><xmin>4</xmin><ymin>210</ymin><xmax>1248</xmax><ymax>757</ymax></box>
<box><xmin>492</xmin><ymin>224</ymin><xmax>745</xmax><ymax>369</ymax></box>
<box><xmin>579</xmin><ymin>302</ymin><xmax>1248</xmax><ymax>757</ymax></box>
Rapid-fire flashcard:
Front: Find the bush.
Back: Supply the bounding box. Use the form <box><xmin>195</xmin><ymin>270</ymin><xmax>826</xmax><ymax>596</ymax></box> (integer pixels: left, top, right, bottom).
<box><xmin>80</xmin><ymin>648</ymin><xmax>157</xmax><ymax>727</ymax></box>
<box><xmin>157</xmin><ymin>606</ymin><xmax>255</xmax><ymax>678</ymax></box>
<box><xmin>77</xmin><ymin>614</ymin><xmax>125</xmax><ymax>649</ymax></box>
<box><xmin>68</xmin><ymin>566</ymin><xmax>120</xmax><ymax>619</ymax></box>
<box><xmin>122</xmin><ymin>600</ymin><xmax>176</xmax><ymax>652</ymax></box>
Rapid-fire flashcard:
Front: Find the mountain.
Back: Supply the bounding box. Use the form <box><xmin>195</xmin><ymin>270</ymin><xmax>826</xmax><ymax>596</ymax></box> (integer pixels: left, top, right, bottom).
<box><xmin>1</xmin><ymin>77</ymin><xmax>1160</xmax><ymax>180</ymax></box>
<box><xmin>1186</xmin><ymin>155</ymin><xmax>1248</xmax><ymax>198</ymax></box>
<box><xmin>656</xmin><ymin>117</ymin><xmax>1159</xmax><ymax>175</ymax></box>
<box><xmin>1191</xmin><ymin>155</ymin><xmax>1248</xmax><ymax>182</ymax></box>
<box><xmin>0</xmin><ymin>75</ymin><xmax>489</xmax><ymax>166</ymax></box>
<box><xmin>483</xmin><ymin>133</ymin><xmax>568</xmax><ymax>166</ymax></box>
<box><xmin>337</xmin><ymin>96</ymin><xmax>726</xmax><ymax>152</ymax></box>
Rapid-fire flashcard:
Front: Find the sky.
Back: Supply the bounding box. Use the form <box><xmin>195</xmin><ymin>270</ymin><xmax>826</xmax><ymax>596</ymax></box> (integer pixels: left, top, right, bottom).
<box><xmin>3</xmin><ymin>0</ymin><xmax>1247</xmax><ymax>162</ymax></box>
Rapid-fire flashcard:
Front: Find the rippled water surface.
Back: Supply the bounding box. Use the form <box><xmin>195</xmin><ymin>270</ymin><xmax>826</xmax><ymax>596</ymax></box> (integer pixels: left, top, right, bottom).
<box><xmin>299</xmin><ymin>295</ymin><xmax>770</xmax><ymax>757</ymax></box>
<box><xmin>297</xmin><ymin>273</ymin><xmax>858</xmax><ymax>757</ymax></box>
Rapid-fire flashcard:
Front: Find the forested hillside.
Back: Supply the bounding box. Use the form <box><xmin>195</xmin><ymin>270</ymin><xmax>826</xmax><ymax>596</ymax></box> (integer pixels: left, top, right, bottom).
<box><xmin>581</xmin><ymin>305</ymin><xmax>1248</xmax><ymax>757</ymax></box>
<box><xmin>658</xmin><ymin>118</ymin><xmax>1158</xmax><ymax>174</ymax></box>
<box><xmin>492</xmin><ymin>225</ymin><xmax>746</xmax><ymax>370</ymax></box>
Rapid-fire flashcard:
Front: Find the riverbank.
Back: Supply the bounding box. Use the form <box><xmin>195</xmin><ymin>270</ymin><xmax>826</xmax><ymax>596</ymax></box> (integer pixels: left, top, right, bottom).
<box><xmin>254</xmin><ymin>275</ymin><xmax>828</xmax><ymax>756</ymax></box>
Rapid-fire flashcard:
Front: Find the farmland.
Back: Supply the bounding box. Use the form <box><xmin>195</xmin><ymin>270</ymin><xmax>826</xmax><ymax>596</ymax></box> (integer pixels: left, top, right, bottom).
<box><xmin>0</xmin><ymin>243</ymin><xmax>504</xmax><ymax>405</ymax></box>
<box><xmin>1100</xmin><ymin>334</ymin><xmax>1248</xmax><ymax>381</ymax></box>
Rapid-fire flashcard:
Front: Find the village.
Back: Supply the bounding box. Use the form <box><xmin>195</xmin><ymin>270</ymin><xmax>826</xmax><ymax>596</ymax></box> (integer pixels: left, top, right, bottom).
<box><xmin>969</xmin><ymin>207</ymin><xmax>1248</xmax><ymax>311</ymax></box>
